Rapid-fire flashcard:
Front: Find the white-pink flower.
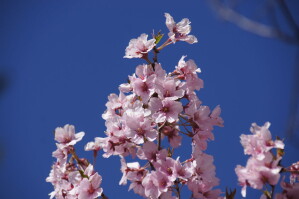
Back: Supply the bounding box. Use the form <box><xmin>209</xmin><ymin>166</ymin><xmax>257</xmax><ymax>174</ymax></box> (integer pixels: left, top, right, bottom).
<box><xmin>165</xmin><ymin>13</ymin><xmax>198</xmax><ymax>44</ymax></box>
<box><xmin>125</xmin><ymin>109</ymin><xmax>157</xmax><ymax>144</ymax></box>
<box><xmin>130</xmin><ymin>74</ymin><xmax>156</xmax><ymax>103</ymax></box>
<box><xmin>155</xmin><ymin>77</ymin><xmax>184</xmax><ymax>100</ymax></box>
<box><xmin>84</xmin><ymin>137</ymin><xmax>102</xmax><ymax>151</ymax></box>
<box><xmin>78</xmin><ymin>173</ymin><xmax>103</xmax><ymax>199</ymax></box>
<box><xmin>54</xmin><ymin>124</ymin><xmax>85</xmax><ymax>147</ymax></box>
<box><xmin>124</xmin><ymin>33</ymin><xmax>156</xmax><ymax>59</ymax></box>
<box><xmin>142</xmin><ymin>171</ymin><xmax>172</xmax><ymax>198</ymax></box>
<box><xmin>149</xmin><ymin>98</ymin><xmax>183</xmax><ymax>123</ymax></box>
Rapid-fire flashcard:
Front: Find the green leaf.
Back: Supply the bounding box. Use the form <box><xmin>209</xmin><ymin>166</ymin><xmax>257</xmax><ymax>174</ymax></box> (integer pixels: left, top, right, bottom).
<box><xmin>263</xmin><ymin>190</ymin><xmax>271</xmax><ymax>199</ymax></box>
<box><xmin>154</xmin><ymin>32</ymin><xmax>164</xmax><ymax>44</ymax></box>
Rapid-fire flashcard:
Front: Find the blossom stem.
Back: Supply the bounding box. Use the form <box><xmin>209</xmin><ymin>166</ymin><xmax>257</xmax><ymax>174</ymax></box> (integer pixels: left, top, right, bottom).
<box><xmin>101</xmin><ymin>193</ymin><xmax>109</xmax><ymax>199</ymax></box>
<box><xmin>157</xmin><ymin>39</ymin><xmax>173</xmax><ymax>51</ymax></box>
<box><xmin>158</xmin><ymin>131</ymin><xmax>162</xmax><ymax>150</ymax></box>
<box><xmin>142</xmin><ymin>54</ymin><xmax>152</xmax><ymax>65</ymax></box>
<box><xmin>93</xmin><ymin>150</ymin><xmax>97</xmax><ymax>167</ymax></box>
<box><xmin>270</xmin><ymin>185</ymin><xmax>275</xmax><ymax>199</ymax></box>
<box><xmin>153</xmin><ymin>46</ymin><xmax>159</xmax><ymax>63</ymax></box>
<box><xmin>178</xmin><ymin>130</ymin><xmax>191</xmax><ymax>137</ymax></box>
<box><xmin>175</xmin><ymin>180</ymin><xmax>181</xmax><ymax>199</ymax></box>
<box><xmin>70</xmin><ymin>149</ymin><xmax>83</xmax><ymax>170</ymax></box>
<box><xmin>178</xmin><ymin>117</ymin><xmax>192</xmax><ymax>135</ymax></box>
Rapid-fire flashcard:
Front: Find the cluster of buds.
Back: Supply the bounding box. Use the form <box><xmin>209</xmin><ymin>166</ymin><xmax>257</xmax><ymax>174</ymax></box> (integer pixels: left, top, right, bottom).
<box><xmin>46</xmin><ymin>125</ymin><xmax>104</xmax><ymax>199</ymax></box>
<box><xmin>85</xmin><ymin>13</ymin><xmax>223</xmax><ymax>199</ymax></box>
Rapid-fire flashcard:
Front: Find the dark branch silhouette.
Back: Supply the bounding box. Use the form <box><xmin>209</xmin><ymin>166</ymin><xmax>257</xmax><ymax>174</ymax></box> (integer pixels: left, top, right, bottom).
<box><xmin>208</xmin><ymin>0</ymin><xmax>299</xmax><ymax>144</ymax></box>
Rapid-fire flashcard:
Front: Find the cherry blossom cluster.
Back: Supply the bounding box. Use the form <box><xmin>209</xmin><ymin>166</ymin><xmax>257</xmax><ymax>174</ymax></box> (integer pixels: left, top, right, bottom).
<box><xmin>235</xmin><ymin>122</ymin><xmax>294</xmax><ymax>198</ymax></box>
<box><xmin>46</xmin><ymin>125</ymin><xmax>104</xmax><ymax>199</ymax></box>
<box><xmin>84</xmin><ymin>13</ymin><xmax>224</xmax><ymax>199</ymax></box>
<box><xmin>46</xmin><ymin>12</ymin><xmax>299</xmax><ymax>199</ymax></box>
<box><xmin>274</xmin><ymin>162</ymin><xmax>299</xmax><ymax>199</ymax></box>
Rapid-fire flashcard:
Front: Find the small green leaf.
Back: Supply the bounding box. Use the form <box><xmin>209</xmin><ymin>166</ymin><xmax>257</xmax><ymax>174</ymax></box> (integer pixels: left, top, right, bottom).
<box><xmin>154</xmin><ymin>32</ymin><xmax>164</xmax><ymax>44</ymax></box>
<box><xmin>277</xmin><ymin>148</ymin><xmax>284</xmax><ymax>157</ymax></box>
<box><xmin>263</xmin><ymin>190</ymin><xmax>271</xmax><ymax>199</ymax></box>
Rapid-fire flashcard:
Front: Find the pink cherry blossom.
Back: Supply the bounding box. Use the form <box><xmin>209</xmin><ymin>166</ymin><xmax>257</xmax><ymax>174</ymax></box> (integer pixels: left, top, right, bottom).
<box><xmin>175</xmin><ymin>56</ymin><xmax>203</xmax><ymax>93</ymax></box>
<box><xmin>130</xmin><ymin>74</ymin><xmax>156</xmax><ymax>103</ymax></box>
<box><xmin>149</xmin><ymin>97</ymin><xmax>183</xmax><ymax>123</ymax></box>
<box><xmin>84</xmin><ymin>137</ymin><xmax>102</xmax><ymax>151</ymax></box>
<box><xmin>125</xmin><ymin>109</ymin><xmax>157</xmax><ymax>144</ymax></box>
<box><xmin>165</xmin><ymin>13</ymin><xmax>198</xmax><ymax>44</ymax></box>
<box><xmin>78</xmin><ymin>173</ymin><xmax>103</xmax><ymax>199</ymax></box>
<box><xmin>124</xmin><ymin>33</ymin><xmax>156</xmax><ymax>59</ymax></box>
<box><xmin>52</xmin><ymin>143</ymin><xmax>68</xmax><ymax>165</ymax></box>
<box><xmin>54</xmin><ymin>124</ymin><xmax>85</xmax><ymax>147</ymax></box>
<box><xmin>142</xmin><ymin>171</ymin><xmax>172</xmax><ymax>198</ymax></box>
<box><xmin>154</xmin><ymin>157</ymin><xmax>178</xmax><ymax>182</ymax></box>
<box><xmin>174</xmin><ymin>158</ymin><xmax>193</xmax><ymax>181</ymax></box>
<box><xmin>155</xmin><ymin>77</ymin><xmax>184</xmax><ymax>100</ymax></box>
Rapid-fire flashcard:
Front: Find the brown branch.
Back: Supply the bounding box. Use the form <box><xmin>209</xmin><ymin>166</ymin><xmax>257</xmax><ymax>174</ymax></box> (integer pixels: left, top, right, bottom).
<box><xmin>209</xmin><ymin>0</ymin><xmax>299</xmax><ymax>45</ymax></box>
<box><xmin>277</xmin><ymin>0</ymin><xmax>299</xmax><ymax>37</ymax></box>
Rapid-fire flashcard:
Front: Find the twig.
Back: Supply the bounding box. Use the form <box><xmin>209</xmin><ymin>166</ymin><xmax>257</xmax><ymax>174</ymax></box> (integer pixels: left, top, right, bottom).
<box><xmin>209</xmin><ymin>0</ymin><xmax>299</xmax><ymax>45</ymax></box>
<box><xmin>278</xmin><ymin>0</ymin><xmax>299</xmax><ymax>37</ymax></box>
<box><xmin>270</xmin><ymin>185</ymin><xmax>275</xmax><ymax>199</ymax></box>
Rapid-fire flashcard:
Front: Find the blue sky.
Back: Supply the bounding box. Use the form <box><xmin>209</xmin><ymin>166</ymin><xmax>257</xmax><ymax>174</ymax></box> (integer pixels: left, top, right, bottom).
<box><xmin>0</xmin><ymin>0</ymin><xmax>298</xmax><ymax>198</ymax></box>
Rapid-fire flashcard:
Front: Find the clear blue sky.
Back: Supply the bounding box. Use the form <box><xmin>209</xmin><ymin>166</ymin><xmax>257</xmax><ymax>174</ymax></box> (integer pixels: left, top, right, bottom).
<box><xmin>0</xmin><ymin>0</ymin><xmax>298</xmax><ymax>198</ymax></box>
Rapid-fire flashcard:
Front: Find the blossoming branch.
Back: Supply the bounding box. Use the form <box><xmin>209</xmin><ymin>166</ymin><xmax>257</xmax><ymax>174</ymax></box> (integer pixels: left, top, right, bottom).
<box><xmin>46</xmin><ymin>13</ymin><xmax>299</xmax><ymax>199</ymax></box>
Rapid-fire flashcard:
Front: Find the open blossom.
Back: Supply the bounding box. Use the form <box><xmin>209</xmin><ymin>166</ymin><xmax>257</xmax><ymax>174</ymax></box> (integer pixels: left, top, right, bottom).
<box><xmin>155</xmin><ymin>77</ymin><xmax>184</xmax><ymax>100</ymax></box>
<box><xmin>54</xmin><ymin>124</ymin><xmax>85</xmax><ymax>147</ymax></box>
<box><xmin>153</xmin><ymin>157</ymin><xmax>178</xmax><ymax>182</ymax></box>
<box><xmin>165</xmin><ymin>13</ymin><xmax>198</xmax><ymax>44</ymax></box>
<box><xmin>52</xmin><ymin>143</ymin><xmax>68</xmax><ymax>165</ymax></box>
<box><xmin>149</xmin><ymin>97</ymin><xmax>183</xmax><ymax>123</ymax></box>
<box><xmin>125</xmin><ymin>109</ymin><xmax>157</xmax><ymax>144</ymax></box>
<box><xmin>176</xmin><ymin>56</ymin><xmax>203</xmax><ymax>93</ymax></box>
<box><xmin>84</xmin><ymin>137</ymin><xmax>102</xmax><ymax>151</ymax></box>
<box><xmin>142</xmin><ymin>171</ymin><xmax>172</xmax><ymax>198</ymax></box>
<box><xmin>78</xmin><ymin>172</ymin><xmax>103</xmax><ymax>199</ymax></box>
<box><xmin>130</xmin><ymin>73</ymin><xmax>156</xmax><ymax>103</ymax></box>
<box><xmin>124</xmin><ymin>33</ymin><xmax>156</xmax><ymax>58</ymax></box>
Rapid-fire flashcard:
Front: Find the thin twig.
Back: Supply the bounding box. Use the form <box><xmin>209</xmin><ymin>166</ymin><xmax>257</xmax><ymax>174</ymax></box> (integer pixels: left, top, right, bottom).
<box><xmin>278</xmin><ymin>0</ymin><xmax>299</xmax><ymax>37</ymax></box>
<box><xmin>270</xmin><ymin>185</ymin><xmax>275</xmax><ymax>199</ymax></box>
<box><xmin>209</xmin><ymin>0</ymin><xmax>299</xmax><ymax>45</ymax></box>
